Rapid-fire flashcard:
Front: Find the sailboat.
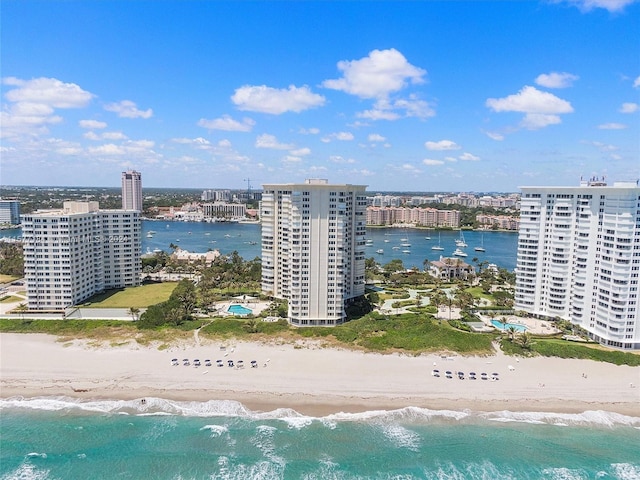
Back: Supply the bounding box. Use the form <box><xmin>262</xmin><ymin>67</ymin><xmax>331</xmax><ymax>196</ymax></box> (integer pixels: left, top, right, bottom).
<box><xmin>431</xmin><ymin>232</ymin><xmax>444</xmax><ymax>251</ymax></box>
<box><xmin>455</xmin><ymin>231</ymin><xmax>467</xmax><ymax>247</ymax></box>
<box><xmin>474</xmin><ymin>233</ymin><xmax>486</xmax><ymax>252</ymax></box>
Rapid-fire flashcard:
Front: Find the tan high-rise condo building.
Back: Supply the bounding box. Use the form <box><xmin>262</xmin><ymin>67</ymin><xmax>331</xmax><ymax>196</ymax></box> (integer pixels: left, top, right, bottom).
<box><xmin>261</xmin><ymin>179</ymin><xmax>368</xmax><ymax>326</ymax></box>
<box><xmin>121</xmin><ymin>170</ymin><xmax>143</xmax><ymax>211</ymax></box>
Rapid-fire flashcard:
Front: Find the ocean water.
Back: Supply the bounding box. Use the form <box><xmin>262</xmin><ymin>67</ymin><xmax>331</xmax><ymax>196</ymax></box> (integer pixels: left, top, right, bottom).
<box><xmin>1</xmin><ymin>398</ymin><xmax>639</xmax><ymax>480</ymax></box>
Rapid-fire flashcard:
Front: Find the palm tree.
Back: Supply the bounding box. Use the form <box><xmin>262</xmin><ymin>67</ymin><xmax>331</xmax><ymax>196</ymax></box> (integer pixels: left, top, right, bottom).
<box><xmin>507</xmin><ymin>325</ymin><xmax>517</xmax><ymax>342</ymax></box>
<box><xmin>518</xmin><ymin>331</ymin><xmax>534</xmax><ymax>350</ymax></box>
<box><xmin>15</xmin><ymin>302</ymin><xmax>28</xmax><ymax>320</ymax></box>
<box><xmin>243</xmin><ymin>318</ymin><xmax>260</xmax><ymax>333</ymax></box>
<box><xmin>128</xmin><ymin>306</ymin><xmax>140</xmax><ymax>321</ymax></box>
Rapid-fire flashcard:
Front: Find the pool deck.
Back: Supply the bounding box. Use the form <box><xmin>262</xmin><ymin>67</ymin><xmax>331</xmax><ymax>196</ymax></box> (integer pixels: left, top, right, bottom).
<box><xmin>214</xmin><ymin>298</ymin><xmax>270</xmax><ymax>317</ymax></box>
<box><xmin>476</xmin><ymin>313</ymin><xmax>560</xmax><ymax>335</ymax></box>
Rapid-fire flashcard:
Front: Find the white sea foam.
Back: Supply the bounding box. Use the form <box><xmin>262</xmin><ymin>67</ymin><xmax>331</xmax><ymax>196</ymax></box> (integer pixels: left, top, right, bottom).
<box><xmin>380</xmin><ymin>424</ymin><xmax>421</xmax><ymax>452</ymax></box>
<box><xmin>481</xmin><ymin>410</ymin><xmax>640</xmax><ymax>428</ymax></box>
<box><xmin>1</xmin><ymin>462</ymin><xmax>51</xmax><ymax>480</ymax></box>
<box><xmin>540</xmin><ymin>467</ymin><xmax>589</xmax><ymax>479</ymax></box>
<box><xmin>25</xmin><ymin>453</ymin><xmax>47</xmax><ymax>459</ymax></box>
<box><xmin>611</xmin><ymin>463</ymin><xmax>640</xmax><ymax>480</ymax></box>
<box><xmin>200</xmin><ymin>424</ymin><xmax>228</xmax><ymax>437</ymax></box>
<box><xmin>2</xmin><ymin>397</ymin><xmax>638</xmax><ymax>430</ymax></box>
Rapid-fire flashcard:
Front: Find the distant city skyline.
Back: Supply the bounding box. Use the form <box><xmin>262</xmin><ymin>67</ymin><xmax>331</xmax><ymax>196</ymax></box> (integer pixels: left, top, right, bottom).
<box><xmin>1</xmin><ymin>1</ymin><xmax>638</xmax><ymax>191</ymax></box>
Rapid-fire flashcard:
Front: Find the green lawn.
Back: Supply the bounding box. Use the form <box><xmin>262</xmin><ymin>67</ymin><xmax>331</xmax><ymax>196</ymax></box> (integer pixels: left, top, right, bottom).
<box><xmin>0</xmin><ymin>295</ymin><xmax>23</xmax><ymax>304</ymax></box>
<box><xmin>82</xmin><ymin>283</ymin><xmax>178</xmax><ymax>308</ymax></box>
<box><xmin>0</xmin><ymin>274</ymin><xmax>20</xmax><ymax>284</ymax></box>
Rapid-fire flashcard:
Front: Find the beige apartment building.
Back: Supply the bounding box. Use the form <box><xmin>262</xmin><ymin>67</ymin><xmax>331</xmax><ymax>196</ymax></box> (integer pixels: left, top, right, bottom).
<box><xmin>21</xmin><ymin>201</ymin><xmax>141</xmax><ymax>311</ymax></box>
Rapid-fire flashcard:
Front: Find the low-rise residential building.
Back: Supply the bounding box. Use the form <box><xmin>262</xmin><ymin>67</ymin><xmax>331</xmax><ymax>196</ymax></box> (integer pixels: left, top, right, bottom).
<box><xmin>429</xmin><ymin>256</ymin><xmax>475</xmax><ymax>280</ymax></box>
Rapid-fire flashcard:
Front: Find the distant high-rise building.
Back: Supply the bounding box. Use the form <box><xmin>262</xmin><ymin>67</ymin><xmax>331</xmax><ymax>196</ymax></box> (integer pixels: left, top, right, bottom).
<box><xmin>121</xmin><ymin>170</ymin><xmax>143</xmax><ymax>211</ymax></box>
<box><xmin>261</xmin><ymin>179</ymin><xmax>367</xmax><ymax>326</ymax></box>
<box><xmin>21</xmin><ymin>201</ymin><xmax>141</xmax><ymax>311</ymax></box>
<box><xmin>515</xmin><ymin>179</ymin><xmax>640</xmax><ymax>350</ymax></box>
<box><xmin>0</xmin><ymin>199</ymin><xmax>21</xmax><ymax>225</ymax></box>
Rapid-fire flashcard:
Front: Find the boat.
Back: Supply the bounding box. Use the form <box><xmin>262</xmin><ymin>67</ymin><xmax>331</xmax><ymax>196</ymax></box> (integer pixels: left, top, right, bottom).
<box><xmin>455</xmin><ymin>231</ymin><xmax>467</xmax><ymax>247</ymax></box>
<box><xmin>431</xmin><ymin>232</ymin><xmax>444</xmax><ymax>251</ymax></box>
<box><xmin>402</xmin><ymin>249</ymin><xmax>411</xmax><ymax>254</ymax></box>
<box><xmin>401</xmin><ymin>243</ymin><xmax>411</xmax><ymax>247</ymax></box>
<box><xmin>392</xmin><ymin>246</ymin><xmax>401</xmax><ymax>250</ymax></box>
<box><xmin>400</xmin><ymin>238</ymin><xmax>408</xmax><ymax>242</ymax></box>
<box><xmin>453</xmin><ymin>248</ymin><xmax>468</xmax><ymax>257</ymax></box>
<box><xmin>474</xmin><ymin>234</ymin><xmax>486</xmax><ymax>252</ymax></box>
<box><xmin>384</xmin><ymin>239</ymin><xmax>390</xmax><ymax>243</ymax></box>
<box><xmin>376</xmin><ymin>249</ymin><xmax>384</xmax><ymax>254</ymax></box>
<box><xmin>146</xmin><ymin>232</ymin><xmax>154</xmax><ymax>238</ymax></box>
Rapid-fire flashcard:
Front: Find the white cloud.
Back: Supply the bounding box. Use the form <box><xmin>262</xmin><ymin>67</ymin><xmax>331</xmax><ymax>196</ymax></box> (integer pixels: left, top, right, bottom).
<box><xmin>197</xmin><ymin>115</ymin><xmax>255</xmax><ymax>132</ymax></box>
<box><xmin>232</xmin><ymin>85</ymin><xmax>325</xmax><ymax>114</ymax></box>
<box><xmin>172</xmin><ymin>137</ymin><xmax>212</xmax><ymax>147</ymax></box>
<box><xmin>104</xmin><ymin>100</ymin><xmax>153</xmax><ymax>119</ymax></box>
<box><xmin>290</xmin><ymin>147</ymin><xmax>311</xmax><ymax>156</ymax></box>
<box><xmin>84</xmin><ymin>131</ymin><xmax>128</xmax><ymax>141</ymax></box>
<box><xmin>535</xmin><ymin>72</ymin><xmax>579</xmax><ymax>88</ymax></box>
<box><xmin>79</xmin><ymin>119</ymin><xmax>107</xmax><ymax>129</ymax></box>
<box><xmin>368</xmin><ymin>133</ymin><xmax>386</xmax><ymax>142</ymax></box>
<box><xmin>3</xmin><ymin>76</ymin><xmax>94</xmax><ymax>107</ymax></box>
<box><xmin>425</xmin><ymin>140</ymin><xmax>461</xmax><ymax>151</ymax></box>
<box><xmin>255</xmin><ymin>133</ymin><xmax>295</xmax><ymax>150</ymax></box>
<box><xmin>282</xmin><ymin>155</ymin><xmax>303</xmax><ymax>163</ymax></box>
<box><xmin>329</xmin><ymin>155</ymin><xmax>356</xmax><ymax>164</ymax></box>
<box><xmin>423</xmin><ymin>158</ymin><xmax>445</xmax><ymax>166</ymax></box>
<box><xmin>486</xmin><ymin>85</ymin><xmax>573</xmax><ymax>130</ymax></box>
<box><xmin>322</xmin><ymin>48</ymin><xmax>426</xmax><ymax>99</ymax></box>
<box><xmin>554</xmin><ymin>0</ymin><xmax>639</xmax><ymax>12</ymax></box>
<box><xmin>321</xmin><ymin>132</ymin><xmax>355</xmax><ymax>142</ymax></box>
<box><xmin>357</xmin><ymin>108</ymin><xmax>400</xmax><ymax>121</ymax></box>
<box><xmin>521</xmin><ymin>113</ymin><xmax>562</xmax><ymax>129</ymax></box>
<box><xmin>598</xmin><ymin>122</ymin><xmax>627</xmax><ymax>129</ymax></box>
<box><xmin>634</xmin><ymin>76</ymin><xmax>640</xmax><ymax>88</ymax></box>
<box><xmin>619</xmin><ymin>102</ymin><xmax>638</xmax><ymax>113</ymax></box>
<box><xmin>485</xmin><ymin>131</ymin><xmax>505</xmax><ymax>141</ymax></box>
<box><xmin>1</xmin><ymin>77</ymin><xmax>93</xmax><ymax>137</ymax></box>
<box><xmin>589</xmin><ymin>141</ymin><xmax>619</xmax><ymax>151</ymax></box>
<box><xmin>487</xmin><ymin>86</ymin><xmax>573</xmax><ymax>114</ymax></box>
<box><xmin>102</xmin><ymin>131</ymin><xmax>128</xmax><ymax>140</ymax></box>
<box><xmin>218</xmin><ymin>139</ymin><xmax>232</xmax><ymax>148</ymax></box>
<box><xmin>459</xmin><ymin>152</ymin><xmax>480</xmax><ymax>161</ymax></box>
<box><xmin>357</xmin><ymin>95</ymin><xmax>434</xmax><ymax>121</ymax></box>
<box><xmin>299</xmin><ymin>127</ymin><xmax>320</xmax><ymax>135</ymax></box>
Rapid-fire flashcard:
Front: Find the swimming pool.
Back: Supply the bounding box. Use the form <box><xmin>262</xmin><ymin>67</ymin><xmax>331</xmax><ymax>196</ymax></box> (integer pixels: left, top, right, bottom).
<box><xmin>227</xmin><ymin>304</ymin><xmax>253</xmax><ymax>315</ymax></box>
<box><xmin>491</xmin><ymin>319</ymin><xmax>527</xmax><ymax>332</ymax></box>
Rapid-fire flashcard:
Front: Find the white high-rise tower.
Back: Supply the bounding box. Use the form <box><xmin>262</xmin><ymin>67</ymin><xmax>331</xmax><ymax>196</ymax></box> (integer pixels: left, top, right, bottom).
<box><xmin>515</xmin><ymin>179</ymin><xmax>640</xmax><ymax>350</ymax></box>
<box><xmin>121</xmin><ymin>170</ymin><xmax>143</xmax><ymax>211</ymax></box>
<box><xmin>261</xmin><ymin>179</ymin><xmax>368</xmax><ymax>326</ymax></box>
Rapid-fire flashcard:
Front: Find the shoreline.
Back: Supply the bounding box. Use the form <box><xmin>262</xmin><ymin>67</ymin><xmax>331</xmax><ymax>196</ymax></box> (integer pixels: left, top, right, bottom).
<box><xmin>2</xmin><ymin>333</ymin><xmax>639</xmax><ymax>417</ymax></box>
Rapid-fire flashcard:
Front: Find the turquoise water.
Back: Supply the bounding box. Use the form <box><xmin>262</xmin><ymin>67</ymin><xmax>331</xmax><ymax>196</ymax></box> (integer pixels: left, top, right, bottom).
<box><xmin>1</xmin><ymin>398</ymin><xmax>639</xmax><ymax>479</ymax></box>
<box><xmin>491</xmin><ymin>319</ymin><xmax>527</xmax><ymax>332</ymax></box>
<box><xmin>228</xmin><ymin>305</ymin><xmax>253</xmax><ymax>315</ymax></box>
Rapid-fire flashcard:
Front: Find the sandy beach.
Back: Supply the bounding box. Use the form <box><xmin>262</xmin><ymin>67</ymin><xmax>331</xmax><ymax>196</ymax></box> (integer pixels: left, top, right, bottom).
<box><xmin>1</xmin><ymin>333</ymin><xmax>639</xmax><ymax>416</ymax></box>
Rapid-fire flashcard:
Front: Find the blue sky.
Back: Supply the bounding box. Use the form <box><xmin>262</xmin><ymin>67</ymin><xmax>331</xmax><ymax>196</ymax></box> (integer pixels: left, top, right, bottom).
<box><xmin>1</xmin><ymin>0</ymin><xmax>639</xmax><ymax>192</ymax></box>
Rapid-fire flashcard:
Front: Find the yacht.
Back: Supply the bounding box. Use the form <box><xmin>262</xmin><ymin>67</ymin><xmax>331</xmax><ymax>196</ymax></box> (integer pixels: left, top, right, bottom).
<box><xmin>376</xmin><ymin>249</ymin><xmax>384</xmax><ymax>254</ymax></box>
<box><xmin>402</xmin><ymin>249</ymin><xmax>411</xmax><ymax>254</ymax></box>
<box><xmin>401</xmin><ymin>242</ymin><xmax>411</xmax><ymax>247</ymax></box>
<box><xmin>453</xmin><ymin>248</ymin><xmax>468</xmax><ymax>257</ymax></box>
